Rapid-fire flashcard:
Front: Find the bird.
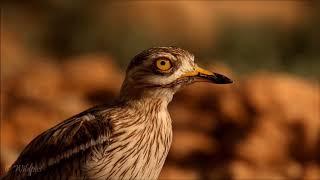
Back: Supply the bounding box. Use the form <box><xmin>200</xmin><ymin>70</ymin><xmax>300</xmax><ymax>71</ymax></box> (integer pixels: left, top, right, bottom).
<box><xmin>1</xmin><ymin>47</ymin><xmax>232</xmax><ymax>180</ymax></box>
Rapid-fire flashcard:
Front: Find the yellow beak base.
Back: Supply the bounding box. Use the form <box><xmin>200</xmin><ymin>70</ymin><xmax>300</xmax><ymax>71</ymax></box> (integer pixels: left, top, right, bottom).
<box><xmin>182</xmin><ymin>66</ymin><xmax>233</xmax><ymax>84</ymax></box>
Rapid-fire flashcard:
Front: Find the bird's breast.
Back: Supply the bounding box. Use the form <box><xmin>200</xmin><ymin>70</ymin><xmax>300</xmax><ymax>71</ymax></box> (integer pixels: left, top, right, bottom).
<box><xmin>85</xmin><ymin>109</ymin><xmax>172</xmax><ymax>179</ymax></box>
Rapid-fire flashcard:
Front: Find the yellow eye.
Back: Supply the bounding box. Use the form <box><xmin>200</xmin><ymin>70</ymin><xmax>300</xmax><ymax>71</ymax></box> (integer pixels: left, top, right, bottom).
<box><xmin>155</xmin><ymin>59</ymin><xmax>172</xmax><ymax>71</ymax></box>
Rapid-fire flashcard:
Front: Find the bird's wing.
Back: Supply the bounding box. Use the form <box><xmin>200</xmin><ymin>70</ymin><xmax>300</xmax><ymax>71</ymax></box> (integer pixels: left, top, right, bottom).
<box><xmin>4</xmin><ymin>107</ymin><xmax>113</xmax><ymax>178</ymax></box>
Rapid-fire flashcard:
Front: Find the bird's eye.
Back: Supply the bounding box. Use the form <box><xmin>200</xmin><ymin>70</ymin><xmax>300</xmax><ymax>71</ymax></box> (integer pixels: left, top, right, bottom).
<box><xmin>155</xmin><ymin>59</ymin><xmax>172</xmax><ymax>72</ymax></box>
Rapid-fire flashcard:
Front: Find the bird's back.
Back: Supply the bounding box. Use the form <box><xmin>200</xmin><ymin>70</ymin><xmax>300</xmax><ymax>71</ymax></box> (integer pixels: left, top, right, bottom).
<box><xmin>2</xmin><ymin>105</ymin><xmax>113</xmax><ymax>180</ymax></box>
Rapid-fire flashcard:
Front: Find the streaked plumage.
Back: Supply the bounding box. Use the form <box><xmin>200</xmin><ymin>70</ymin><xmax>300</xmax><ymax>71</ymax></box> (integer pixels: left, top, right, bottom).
<box><xmin>2</xmin><ymin>47</ymin><xmax>232</xmax><ymax>180</ymax></box>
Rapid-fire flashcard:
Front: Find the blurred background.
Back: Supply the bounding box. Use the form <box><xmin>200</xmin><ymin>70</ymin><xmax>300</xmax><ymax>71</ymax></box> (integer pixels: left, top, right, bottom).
<box><xmin>1</xmin><ymin>1</ymin><xmax>319</xmax><ymax>179</ymax></box>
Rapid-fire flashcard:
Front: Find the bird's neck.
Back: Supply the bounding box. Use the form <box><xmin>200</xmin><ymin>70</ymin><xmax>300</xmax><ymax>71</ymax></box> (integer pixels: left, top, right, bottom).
<box><xmin>119</xmin><ymin>87</ymin><xmax>174</xmax><ymax>108</ymax></box>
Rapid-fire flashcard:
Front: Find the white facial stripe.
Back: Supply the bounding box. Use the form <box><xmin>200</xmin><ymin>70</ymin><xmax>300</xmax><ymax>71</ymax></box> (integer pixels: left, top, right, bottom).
<box><xmin>149</xmin><ymin>53</ymin><xmax>176</xmax><ymax>61</ymax></box>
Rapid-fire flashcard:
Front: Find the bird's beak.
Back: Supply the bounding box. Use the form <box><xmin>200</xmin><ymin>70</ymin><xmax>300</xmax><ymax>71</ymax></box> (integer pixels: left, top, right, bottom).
<box><xmin>182</xmin><ymin>65</ymin><xmax>233</xmax><ymax>84</ymax></box>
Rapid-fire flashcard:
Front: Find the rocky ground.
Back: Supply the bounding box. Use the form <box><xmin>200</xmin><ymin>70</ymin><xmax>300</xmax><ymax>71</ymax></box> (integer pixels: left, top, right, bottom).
<box><xmin>1</xmin><ymin>51</ymin><xmax>319</xmax><ymax>179</ymax></box>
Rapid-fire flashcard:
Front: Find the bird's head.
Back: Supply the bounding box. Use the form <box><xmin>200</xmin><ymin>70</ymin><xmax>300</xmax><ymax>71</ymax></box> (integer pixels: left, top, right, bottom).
<box><xmin>120</xmin><ymin>47</ymin><xmax>232</xmax><ymax>103</ymax></box>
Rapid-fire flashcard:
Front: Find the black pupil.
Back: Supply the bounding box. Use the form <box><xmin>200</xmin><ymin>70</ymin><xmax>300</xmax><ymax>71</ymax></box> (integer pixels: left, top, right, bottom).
<box><xmin>160</xmin><ymin>61</ymin><xmax>166</xmax><ymax>66</ymax></box>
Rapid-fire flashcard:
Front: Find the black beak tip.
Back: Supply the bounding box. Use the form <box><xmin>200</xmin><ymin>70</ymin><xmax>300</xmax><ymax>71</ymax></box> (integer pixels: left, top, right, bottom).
<box><xmin>213</xmin><ymin>73</ymin><xmax>233</xmax><ymax>84</ymax></box>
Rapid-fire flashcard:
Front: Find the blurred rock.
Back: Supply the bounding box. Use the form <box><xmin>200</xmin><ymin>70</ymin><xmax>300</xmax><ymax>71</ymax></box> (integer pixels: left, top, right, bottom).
<box><xmin>217</xmin><ymin>89</ymin><xmax>248</xmax><ymax>124</ymax></box>
<box><xmin>285</xmin><ymin>161</ymin><xmax>303</xmax><ymax>179</ymax></box>
<box><xmin>269</xmin><ymin>75</ymin><xmax>320</xmax><ymax>151</ymax></box>
<box><xmin>49</xmin><ymin>93</ymin><xmax>91</xmax><ymax>119</ymax></box>
<box><xmin>230</xmin><ymin>160</ymin><xmax>256</xmax><ymax>179</ymax></box>
<box><xmin>243</xmin><ymin>73</ymin><xmax>278</xmax><ymax>115</ymax></box>
<box><xmin>169</xmin><ymin>104</ymin><xmax>216</xmax><ymax>132</ymax></box>
<box><xmin>230</xmin><ymin>160</ymin><xmax>286</xmax><ymax>179</ymax></box>
<box><xmin>1</xmin><ymin>30</ymin><xmax>32</xmax><ymax>79</ymax></box>
<box><xmin>159</xmin><ymin>165</ymin><xmax>200</xmax><ymax>180</ymax></box>
<box><xmin>1</xmin><ymin>121</ymin><xmax>19</xmax><ymax>151</ymax></box>
<box><xmin>244</xmin><ymin>73</ymin><xmax>320</xmax><ymax>152</ymax></box>
<box><xmin>1</xmin><ymin>91</ymin><xmax>8</xmax><ymax>119</ymax></box>
<box><xmin>10</xmin><ymin>106</ymin><xmax>59</xmax><ymax>148</ymax></box>
<box><xmin>170</xmin><ymin>130</ymin><xmax>216</xmax><ymax>160</ymax></box>
<box><xmin>236</xmin><ymin>116</ymin><xmax>290</xmax><ymax>167</ymax></box>
<box><xmin>12</xmin><ymin>60</ymin><xmax>63</xmax><ymax>103</ymax></box>
<box><xmin>1</xmin><ymin>121</ymin><xmax>21</xmax><ymax>172</ymax></box>
<box><xmin>0</xmin><ymin>146</ymin><xmax>19</xmax><ymax>176</ymax></box>
<box><xmin>0</xmin><ymin>160</ymin><xmax>4</xmax><ymax>176</ymax></box>
<box><xmin>62</xmin><ymin>55</ymin><xmax>123</xmax><ymax>96</ymax></box>
<box><xmin>304</xmin><ymin>163</ymin><xmax>320</xmax><ymax>179</ymax></box>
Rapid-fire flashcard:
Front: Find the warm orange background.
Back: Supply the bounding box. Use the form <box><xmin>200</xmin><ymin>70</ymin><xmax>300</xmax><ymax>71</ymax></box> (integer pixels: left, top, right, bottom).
<box><xmin>1</xmin><ymin>1</ymin><xmax>319</xmax><ymax>179</ymax></box>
